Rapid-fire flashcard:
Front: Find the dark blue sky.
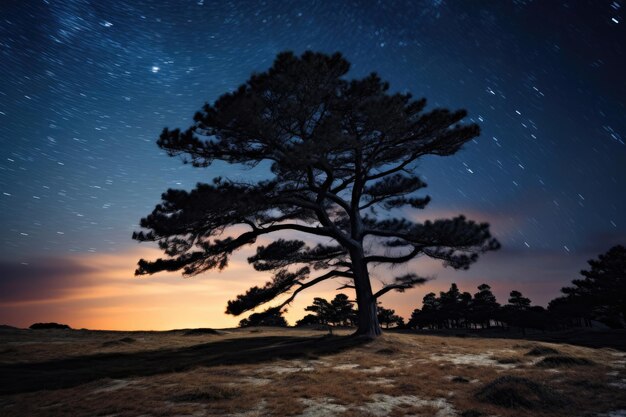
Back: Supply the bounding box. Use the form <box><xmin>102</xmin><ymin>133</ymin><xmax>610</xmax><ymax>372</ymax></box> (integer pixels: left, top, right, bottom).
<box><xmin>1</xmin><ymin>0</ymin><xmax>625</xmax><ymax>327</ymax></box>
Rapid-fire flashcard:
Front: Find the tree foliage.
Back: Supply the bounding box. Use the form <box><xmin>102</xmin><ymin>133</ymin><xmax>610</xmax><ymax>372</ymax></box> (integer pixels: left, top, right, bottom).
<box><xmin>470</xmin><ymin>284</ymin><xmax>500</xmax><ymax>328</ymax></box>
<box><xmin>550</xmin><ymin>245</ymin><xmax>626</xmax><ymax>328</ymax></box>
<box><xmin>238</xmin><ymin>307</ymin><xmax>288</xmax><ymax>327</ymax></box>
<box><xmin>405</xmin><ymin>246</ymin><xmax>626</xmax><ymax>331</ymax></box>
<box><xmin>408</xmin><ymin>283</ymin><xmax>531</xmax><ymax>330</ymax></box>
<box><xmin>133</xmin><ymin>51</ymin><xmax>499</xmax><ymax>337</ymax></box>
<box><xmin>301</xmin><ymin>293</ymin><xmax>357</xmax><ymax>327</ymax></box>
<box><xmin>507</xmin><ymin>290</ymin><xmax>531</xmax><ymax>310</ymax></box>
<box><xmin>377</xmin><ymin>304</ymin><xmax>405</xmax><ymax>328</ymax></box>
<box><xmin>304</xmin><ymin>297</ymin><xmax>334</xmax><ymax>325</ymax></box>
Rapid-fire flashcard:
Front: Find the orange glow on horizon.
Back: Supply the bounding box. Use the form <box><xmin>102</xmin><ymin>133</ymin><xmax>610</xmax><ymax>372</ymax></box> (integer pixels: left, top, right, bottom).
<box><xmin>0</xmin><ymin>246</ymin><xmax>435</xmax><ymax>330</ymax></box>
<box><xmin>1</xmin><ymin>240</ymin><xmax>567</xmax><ymax>331</ymax></box>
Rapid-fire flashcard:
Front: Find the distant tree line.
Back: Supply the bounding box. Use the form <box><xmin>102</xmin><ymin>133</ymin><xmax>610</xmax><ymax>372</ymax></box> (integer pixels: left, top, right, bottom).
<box><xmin>407</xmin><ymin>283</ymin><xmax>547</xmax><ymax>332</ymax></box>
<box><xmin>410</xmin><ymin>245</ymin><xmax>626</xmax><ymax>331</ymax></box>
<box><xmin>293</xmin><ymin>293</ymin><xmax>404</xmax><ymax>329</ymax></box>
<box><xmin>238</xmin><ymin>293</ymin><xmax>403</xmax><ymax>329</ymax></box>
<box><xmin>238</xmin><ymin>245</ymin><xmax>625</xmax><ymax>330</ymax></box>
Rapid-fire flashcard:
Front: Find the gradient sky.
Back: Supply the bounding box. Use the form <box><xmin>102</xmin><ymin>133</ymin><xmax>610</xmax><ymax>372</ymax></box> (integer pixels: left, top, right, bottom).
<box><xmin>1</xmin><ymin>0</ymin><xmax>625</xmax><ymax>330</ymax></box>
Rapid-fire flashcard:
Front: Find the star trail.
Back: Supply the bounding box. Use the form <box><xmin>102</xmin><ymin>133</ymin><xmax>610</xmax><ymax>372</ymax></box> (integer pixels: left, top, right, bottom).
<box><xmin>0</xmin><ymin>0</ymin><xmax>624</xmax><ymax>329</ymax></box>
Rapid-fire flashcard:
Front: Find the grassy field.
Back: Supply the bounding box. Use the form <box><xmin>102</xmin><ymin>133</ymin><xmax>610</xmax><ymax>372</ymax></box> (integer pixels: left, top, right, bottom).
<box><xmin>1</xmin><ymin>327</ymin><xmax>625</xmax><ymax>417</ymax></box>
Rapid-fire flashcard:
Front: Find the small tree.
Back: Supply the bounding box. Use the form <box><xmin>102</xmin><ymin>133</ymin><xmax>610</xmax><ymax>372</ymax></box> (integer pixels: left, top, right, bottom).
<box><xmin>331</xmin><ymin>293</ymin><xmax>357</xmax><ymax>326</ymax></box>
<box><xmin>133</xmin><ymin>51</ymin><xmax>499</xmax><ymax>338</ymax></box>
<box><xmin>238</xmin><ymin>307</ymin><xmax>288</xmax><ymax>327</ymax></box>
<box><xmin>507</xmin><ymin>290</ymin><xmax>531</xmax><ymax>310</ymax></box>
<box><xmin>303</xmin><ymin>294</ymin><xmax>355</xmax><ymax>326</ymax></box>
<box><xmin>413</xmin><ymin>292</ymin><xmax>441</xmax><ymax>329</ymax></box>
<box><xmin>502</xmin><ymin>290</ymin><xmax>532</xmax><ymax>333</ymax></box>
<box><xmin>377</xmin><ymin>304</ymin><xmax>404</xmax><ymax>328</ymax></box>
<box><xmin>304</xmin><ymin>297</ymin><xmax>334</xmax><ymax>325</ymax></box>
<box><xmin>407</xmin><ymin>308</ymin><xmax>423</xmax><ymax>329</ymax></box>
<box><xmin>470</xmin><ymin>283</ymin><xmax>500</xmax><ymax>328</ymax></box>
<box><xmin>295</xmin><ymin>313</ymin><xmax>321</xmax><ymax>327</ymax></box>
<box><xmin>438</xmin><ymin>283</ymin><xmax>472</xmax><ymax>328</ymax></box>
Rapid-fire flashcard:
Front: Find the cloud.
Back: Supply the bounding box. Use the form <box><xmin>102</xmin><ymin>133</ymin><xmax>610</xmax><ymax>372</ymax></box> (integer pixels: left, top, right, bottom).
<box><xmin>0</xmin><ymin>258</ymin><xmax>96</xmax><ymax>303</ymax></box>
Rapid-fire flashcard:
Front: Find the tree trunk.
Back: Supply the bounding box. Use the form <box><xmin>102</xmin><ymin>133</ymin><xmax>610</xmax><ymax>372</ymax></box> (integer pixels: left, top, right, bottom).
<box><xmin>350</xmin><ymin>248</ymin><xmax>382</xmax><ymax>338</ymax></box>
<box><xmin>355</xmin><ymin>292</ymin><xmax>381</xmax><ymax>338</ymax></box>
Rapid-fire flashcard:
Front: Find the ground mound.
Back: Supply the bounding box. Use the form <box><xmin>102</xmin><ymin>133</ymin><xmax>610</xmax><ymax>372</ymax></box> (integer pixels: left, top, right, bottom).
<box><xmin>375</xmin><ymin>348</ymin><xmax>397</xmax><ymax>355</ymax></box>
<box><xmin>535</xmin><ymin>355</ymin><xmax>594</xmax><ymax>367</ymax></box>
<box><xmin>101</xmin><ymin>337</ymin><xmax>137</xmax><ymax>348</ymax></box>
<box><xmin>183</xmin><ymin>328</ymin><xmax>220</xmax><ymax>336</ymax></box>
<box><xmin>475</xmin><ymin>376</ymin><xmax>564</xmax><ymax>409</ymax></box>
<box><xmin>29</xmin><ymin>322</ymin><xmax>71</xmax><ymax>330</ymax></box>
<box><xmin>525</xmin><ymin>346</ymin><xmax>560</xmax><ymax>356</ymax></box>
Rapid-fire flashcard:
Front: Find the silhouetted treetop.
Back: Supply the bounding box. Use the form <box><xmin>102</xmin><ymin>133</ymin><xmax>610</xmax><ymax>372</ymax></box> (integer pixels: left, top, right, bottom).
<box><xmin>508</xmin><ymin>291</ymin><xmax>531</xmax><ymax>310</ymax></box>
<box><xmin>238</xmin><ymin>307</ymin><xmax>288</xmax><ymax>328</ymax></box>
<box><xmin>157</xmin><ymin>51</ymin><xmax>477</xmax><ymax>172</ymax></box>
<box><xmin>133</xmin><ymin>50</ymin><xmax>499</xmax><ymax>337</ymax></box>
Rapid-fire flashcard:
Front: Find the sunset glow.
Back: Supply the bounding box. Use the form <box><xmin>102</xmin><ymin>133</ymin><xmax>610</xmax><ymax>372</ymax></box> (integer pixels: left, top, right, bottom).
<box><xmin>0</xmin><ymin>240</ymin><xmax>581</xmax><ymax>330</ymax></box>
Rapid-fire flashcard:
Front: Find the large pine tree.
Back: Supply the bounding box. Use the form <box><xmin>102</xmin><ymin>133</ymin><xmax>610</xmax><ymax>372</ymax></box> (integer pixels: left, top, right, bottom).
<box><xmin>133</xmin><ymin>51</ymin><xmax>499</xmax><ymax>338</ymax></box>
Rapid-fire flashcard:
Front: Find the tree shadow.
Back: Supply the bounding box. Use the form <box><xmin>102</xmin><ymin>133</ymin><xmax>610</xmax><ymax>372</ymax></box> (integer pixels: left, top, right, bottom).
<box><xmin>0</xmin><ymin>335</ymin><xmax>368</xmax><ymax>395</ymax></box>
<box><xmin>397</xmin><ymin>328</ymin><xmax>626</xmax><ymax>351</ymax></box>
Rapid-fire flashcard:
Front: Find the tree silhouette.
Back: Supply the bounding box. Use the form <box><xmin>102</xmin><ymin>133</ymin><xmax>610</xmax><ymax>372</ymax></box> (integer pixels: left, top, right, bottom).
<box><xmin>470</xmin><ymin>283</ymin><xmax>500</xmax><ymax>328</ymax></box>
<box><xmin>408</xmin><ymin>292</ymin><xmax>441</xmax><ymax>329</ymax></box>
<box><xmin>408</xmin><ymin>283</ymin><xmax>501</xmax><ymax>330</ymax></box>
<box><xmin>548</xmin><ymin>294</ymin><xmax>593</xmax><ymax>328</ymax></box>
<box><xmin>304</xmin><ymin>297</ymin><xmax>334</xmax><ymax>326</ymax></box>
<box><xmin>507</xmin><ymin>290</ymin><xmax>531</xmax><ymax>310</ymax></box>
<box><xmin>331</xmin><ymin>293</ymin><xmax>357</xmax><ymax>326</ymax></box>
<box><xmin>377</xmin><ymin>304</ymin><xmax>404</xmax><ymax>328</ymax></box>
<box><xmin>238</xmin><ymin>307</ymin><xmax>288</xmax><ymax>327</ymax></box>
<box><xmin>132</xmin><ymin>51</ymin><xmax>499</xmax><ymax>337</ymax></box>
<box><xmin>502</xmin><ymin>290</ymin><xmax>532</xmax><ymax>333</ymax></box>
<box><xmin>295</xmin><ymin>313</ymin><xmax>321</xmax><ymax>327</ymax></box>
<box><xmin>556</xmin><ymin>245</ymin><xmax>626</xmax><ymax>328</ymax></box>
<box><xmin>404</xmin><ymin>283</ymin><xmax>571</xmax><ymax>332</ymax></box>
<box><xmin>302</xmin><ymin>293</ymin><xmax>356</xmax><ymax>327</ymax></box>
<box><xmin>438</xmin><ymin>283</ymin><xmax>472</xmax><ymax>328</ymax></box>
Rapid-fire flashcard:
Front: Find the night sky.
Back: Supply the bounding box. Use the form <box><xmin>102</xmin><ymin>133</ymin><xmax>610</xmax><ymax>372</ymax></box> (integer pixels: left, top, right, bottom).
<box><xmin>1</xmin><ymin>0</ymin><xmax>625</xmax><ymax>330</ymax></box>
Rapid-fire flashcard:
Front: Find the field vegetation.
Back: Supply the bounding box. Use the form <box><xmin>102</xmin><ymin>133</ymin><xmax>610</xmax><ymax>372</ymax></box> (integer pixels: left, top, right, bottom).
<box><xmin>1</xmin><ymin>327</ymin><xmax>625</xmax><ymax>417</ymax></box>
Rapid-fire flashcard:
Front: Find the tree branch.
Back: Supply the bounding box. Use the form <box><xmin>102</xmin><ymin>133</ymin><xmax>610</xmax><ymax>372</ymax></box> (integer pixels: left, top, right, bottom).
<box><xmin>364</xmin><ymin>246</ymin><xmax>422</xmax><ymax>264</ymax></box>
<box><xmin>275</xmin><ymin>270</ymin><xmax>354</xmax><ymax>310</ymax></box>
<box><xmin>373</xmin><ymin>274</ymin><xmax>428</xmax><ymax>299</ymax></box>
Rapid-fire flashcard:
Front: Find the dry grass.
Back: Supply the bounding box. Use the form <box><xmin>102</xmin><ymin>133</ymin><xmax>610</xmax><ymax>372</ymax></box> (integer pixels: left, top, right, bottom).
<box><xmin>1</xmin><ymin>327</ymin><xmax>625</xmax><ymax>417</ymax></box>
